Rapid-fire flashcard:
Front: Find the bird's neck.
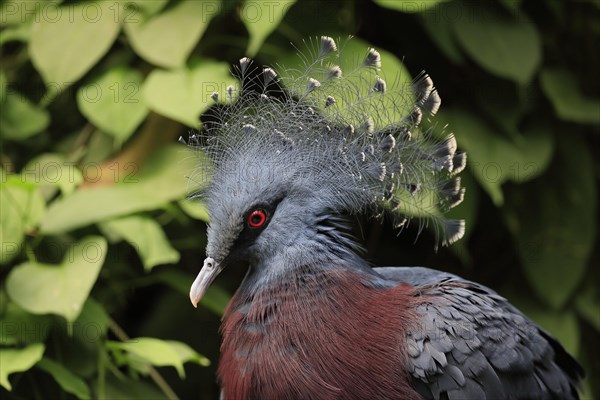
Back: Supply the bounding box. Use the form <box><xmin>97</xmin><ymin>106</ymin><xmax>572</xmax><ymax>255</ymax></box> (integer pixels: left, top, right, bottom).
<box><xmin>218</xmin><ymin>266</ymin><xmax>421</xmax><ymax>400</ymax></box>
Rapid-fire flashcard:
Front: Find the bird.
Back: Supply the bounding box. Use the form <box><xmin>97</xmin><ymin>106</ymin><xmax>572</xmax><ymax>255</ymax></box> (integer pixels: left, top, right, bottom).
<box><xmin>187</xmin><ymin>36</ymin><xmax>584</xmax><ymax>399</ymax></box>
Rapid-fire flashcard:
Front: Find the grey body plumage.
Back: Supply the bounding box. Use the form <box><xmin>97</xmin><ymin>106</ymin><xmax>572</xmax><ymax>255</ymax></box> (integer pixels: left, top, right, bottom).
<box><xmin>188</xmin><ymin>37</ymin><xmax>584</xmax><ymax>399</ymax></box>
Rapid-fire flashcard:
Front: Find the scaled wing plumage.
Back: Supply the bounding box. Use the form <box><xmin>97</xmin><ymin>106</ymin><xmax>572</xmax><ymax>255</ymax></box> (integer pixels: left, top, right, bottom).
<box><xmin>377</xmin><ymin>267</ymin><xmax>584</xmax><ymax>400</ymax></box>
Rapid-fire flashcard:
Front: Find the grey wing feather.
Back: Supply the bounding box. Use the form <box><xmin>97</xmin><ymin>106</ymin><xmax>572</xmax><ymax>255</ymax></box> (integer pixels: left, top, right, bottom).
<box><xmin>376</xmin><ymin>266</ymin><xmax>472</xmax><ymax>288</ymax></box>
<box><xmin>374</xmin><ymin>267</ymin><xmax>584</xmax><ymax>400</ymax></box>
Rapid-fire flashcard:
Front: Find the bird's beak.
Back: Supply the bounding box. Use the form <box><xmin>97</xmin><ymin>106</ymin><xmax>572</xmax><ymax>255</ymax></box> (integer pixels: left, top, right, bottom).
<box><xmin>189</xmin><ymin>257</ymin><xmax>223</xmax><ymax>308</ymax></box>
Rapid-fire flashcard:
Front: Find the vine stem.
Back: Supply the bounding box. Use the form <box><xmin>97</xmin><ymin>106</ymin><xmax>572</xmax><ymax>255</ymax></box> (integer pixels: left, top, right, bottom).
<box><xmin>97</xmin><ymin>344</ymin><xmax>106</xmax><ymax>400</ymax></box>
<box><xmin>107</xmin><ymin>318</ymin><xmax>180</xmax><ymax>400</ymax></box>
<box><xmin>80</xmin><ymin>112</ymin><xmax>182</xmax><ymax>188</ymax></box>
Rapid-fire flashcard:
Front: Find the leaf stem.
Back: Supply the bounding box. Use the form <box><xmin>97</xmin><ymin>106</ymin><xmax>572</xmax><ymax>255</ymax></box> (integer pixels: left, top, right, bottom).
<box><xmin>107</xmin><ymin>318</ymin><xmax>180</xmax><ymax>400</ymax></box>
<box><xmin>97</xmin><ymin>345</ymin><xmax>106</xmax><ymax>400</ymax></box>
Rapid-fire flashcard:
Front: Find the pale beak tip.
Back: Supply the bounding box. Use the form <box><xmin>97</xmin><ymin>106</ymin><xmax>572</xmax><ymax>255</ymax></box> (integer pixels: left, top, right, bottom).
<box><xmin>189</xmin><ymin>257</ymin><xmax>221</xmax><ymax>309</ymax></box>
<box><xmin>190</xmin><ymin>286</ymin><xmax>202</xmax><ymax>308</ymax></box>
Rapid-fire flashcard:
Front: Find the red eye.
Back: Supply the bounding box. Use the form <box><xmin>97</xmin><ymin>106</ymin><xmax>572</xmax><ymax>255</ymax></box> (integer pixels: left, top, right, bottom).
<box><xmin>248</xmin><ymin>209</ymin><xmax>267</xmax><ymax>228</ymax></box>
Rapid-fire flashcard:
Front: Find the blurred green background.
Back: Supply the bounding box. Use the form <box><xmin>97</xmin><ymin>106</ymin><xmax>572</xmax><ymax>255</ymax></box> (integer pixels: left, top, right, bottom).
<box><xmin>1</xmin><ymin>0</ymin><xmax>598</xmax><ymax>399</ymax></box>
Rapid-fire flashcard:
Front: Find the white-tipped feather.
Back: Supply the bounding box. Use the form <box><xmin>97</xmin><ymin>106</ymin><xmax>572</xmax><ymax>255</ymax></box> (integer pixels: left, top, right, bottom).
<box><xmin>192</xmin><ymin>37</ymin><xmax>466</xmax><ymax>246</ymax></box>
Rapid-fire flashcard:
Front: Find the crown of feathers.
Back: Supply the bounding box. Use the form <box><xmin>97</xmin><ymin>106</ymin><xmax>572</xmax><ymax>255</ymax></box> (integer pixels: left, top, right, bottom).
<box><xmin>185</xmin><ymin>36</ymin><xmax>467</xmax><ymax>246</ymax></box>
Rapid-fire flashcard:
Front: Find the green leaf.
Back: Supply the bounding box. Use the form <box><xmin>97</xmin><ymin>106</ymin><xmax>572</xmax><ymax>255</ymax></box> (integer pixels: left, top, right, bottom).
<box><xmin>74</xmin><ymin>298</ymin><xmax>109</xmax><ymax>338</ymax></box>
<box><xmin>110</xmin><ymin>337</ymin><xmax>200</xmax><ymax>378</ymax></box>
<box><xmin>40</xmin><ymin>144</ymin><xmax>208</xmax><ymax>234</ymax></box>
<box><xmin>80</xmin><ymin>130</ymin><xmax>117</xmax><ymax>165</ymax></box>
<box><xmin>0</xmin><ymin>71</ymin><xmax>7</xmax><ymax>103</ymax></box>
<box><xmin>419</xmin><ymin>3</ymin><xmax>465</xmax><ymax>64</ymax></box>
<box><xmin>0</xmin><ymin>176</ymin><xmax>46</xmax><ymax>264</ymax></box>
<box><xmin>178</xmin><ymin>198</ymin><xmax>209</xmax><ymax>221</ymax></box>
<box><xmin>528</xmin><ymin>311</ymin><xmax>580</xmax><ymax>356</ymax></box>
<box><xmin>509</xmin><ymin>123</ymin><xmax>555</xmax><ymax>183</ymax></box>
<box><xmin>143</xmin><ymin>59</ymin><xmax>234</xmax><ymax>127</ymax></box>
<box><xmin>29</xmin><ymin>1</ymin><xmax>121</xmax><ymax>88</ymax></box>
<box><xmin>0</xmin><ymin>21</ymin><xmax>31</xmax><ymax>45</ymax></box>
<box><xmin>100</xmin><ymin>214</ymin><xmax>180</xmax><ymax>270</ymax></box>
<box><xmin>439</xmin><ymin>108</ymin><xmax>554</xmax><ymax>205</ymax></box>
<box><xmin>471</xmin><ymin>78</ymin><xmax>532</xmax><ymax>138</ymax></box>
<box><xmin>0</xmin><ymin>90</ymin><xmax>50</xmax><ymax>140</ymax></box>
<box><xmin>22</xmin><ymin>154</ymin><xmax>84</xmax><ymax>197</ymax></box>
<box><xmin>6</xmin><ymin>236</ymin><xmax>108</xmax><ymax>322</ymax></box>
<box><xmin>0</xmin><ymin>1</ymin><xmax>49</xmax><ymax>26</ymax></box>
<box><xmin>0</xmin><ymin>343</ymin><xmax>45</xmax><ymax>390</ymax></box>
<box><xmin>451</xmin><ymin>4</ymin><xmax>541</xmax><ymax>84</ymax></box>
<box><xmin>498</xmin><ymin>0</ymin><xmax>522</xmax><ymax>13</ymax></box>
<box><xmin>0</xmin><ymin>302</ymin><xmax>53</xmax><ymax>345</ymax></box>
<box><xmin>575</xmin><ymin>277</ymin><xmax>600</xmax><ymax>331</ymax></box>
<box><xmin>374</xmin><ymin>0</ymin><xmax>450</xmax><ymax>13</ymax></box>
<box><xmin>37</xmin><ymin>358</ymin><xmax>91</xmax><ymax>399</ymax></box>
<box><xmin>166</xmin><ymin>340</ymin><xmax>210</xmax><ymax>367</ymax></box>
<box><xmin>124</xmin><ymin>0</ymin><xmax>220</xmax><ymax>68</ymax></box>
<box><xmin>242</xmin><ymin>0</ymin><xmax>296</xmax><ymax>56</ymax></box>
<box><xmin>115</xmin><ymin>0</ymin><xmax>169</xmax><ymax>17</ymax></box>
<box><xmin>505</xmin><ymin>136</ymin><xmax>596</xmax><ymax>309</ymax></box>
<box><xmin>77</xmin><ymin>66</ymin><xmax>148</xmax><ymax>144</ymax></box>
<box><xmin>540</xmin><ymin>68</ymin><xmax>600</xmax><ymax>125</ymax></box>
<box><xmin>46</xmin><ymin>299</ymin><xmax>107</xmax><ymax>379</ymax></box>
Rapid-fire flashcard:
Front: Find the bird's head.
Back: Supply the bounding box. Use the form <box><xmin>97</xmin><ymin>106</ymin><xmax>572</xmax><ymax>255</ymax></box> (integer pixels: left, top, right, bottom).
<box><xmin>189</xmin><ymin>37</ymin><xmax>467</xmax><ymax>307</ymax></box>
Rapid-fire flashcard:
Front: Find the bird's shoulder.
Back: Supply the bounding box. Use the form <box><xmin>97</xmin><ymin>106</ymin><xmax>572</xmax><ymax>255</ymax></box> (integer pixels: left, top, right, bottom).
<box><xmin>373</xmin><ymin>266</ymin><xmax>584</xmax><ymax>400</ymax></box>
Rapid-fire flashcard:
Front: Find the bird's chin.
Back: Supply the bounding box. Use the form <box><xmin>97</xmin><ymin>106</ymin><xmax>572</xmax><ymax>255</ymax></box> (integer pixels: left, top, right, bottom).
<box><xmin>190</xmin><ymin>257</ymin><xmax>223</xmax><ymax>308</ymax></box>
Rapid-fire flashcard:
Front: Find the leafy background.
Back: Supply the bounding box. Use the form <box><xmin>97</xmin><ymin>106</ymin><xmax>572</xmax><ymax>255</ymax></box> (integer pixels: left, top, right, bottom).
<box><xmin>1</xmin><ymin>0</ymin><xmax>598</xmax><ymax>399</ymax></box>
